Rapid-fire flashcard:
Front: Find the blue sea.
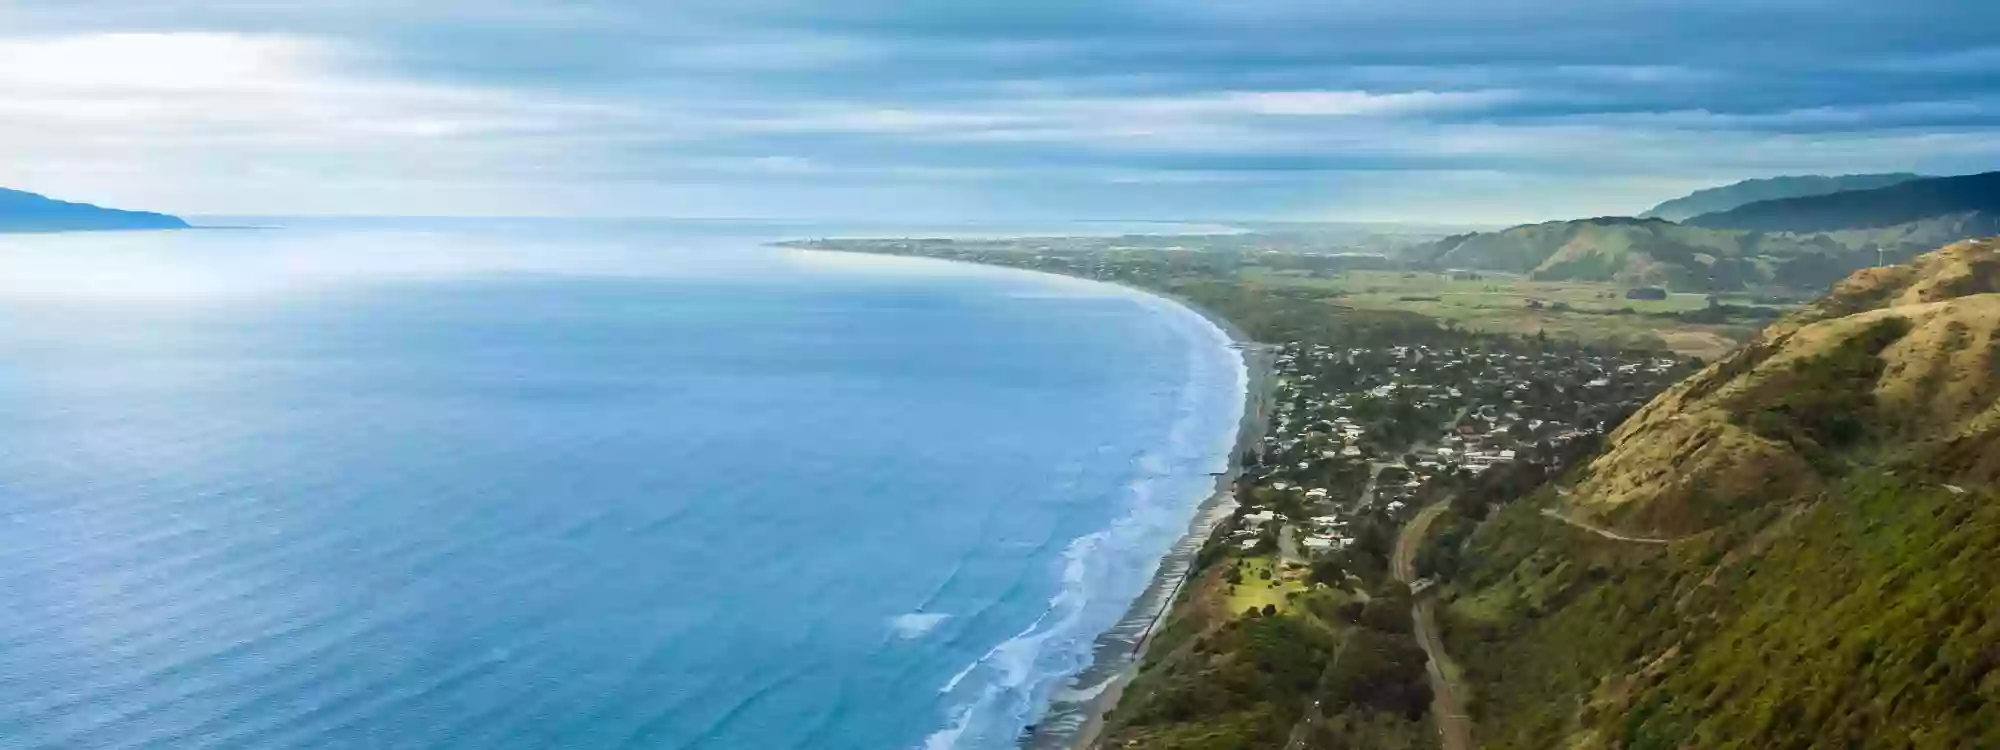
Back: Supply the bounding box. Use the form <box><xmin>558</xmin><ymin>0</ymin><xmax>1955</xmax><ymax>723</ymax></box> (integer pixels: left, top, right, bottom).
<box><xmin>0</xmin><ymin>219</ymin><xmax>1245</xmax><ymax>750</ymax></box>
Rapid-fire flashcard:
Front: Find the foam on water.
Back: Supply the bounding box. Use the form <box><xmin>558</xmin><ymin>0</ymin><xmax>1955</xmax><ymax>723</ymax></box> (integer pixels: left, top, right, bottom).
<box><xmin>922</xmin><ymin>290</ymin><xmax>1245</xmax><ymax>749</ymax></box>
<box><xmin>890</xmin><ymin>614</ymin><xmax>953</xmax><ymax>640</ymax></box>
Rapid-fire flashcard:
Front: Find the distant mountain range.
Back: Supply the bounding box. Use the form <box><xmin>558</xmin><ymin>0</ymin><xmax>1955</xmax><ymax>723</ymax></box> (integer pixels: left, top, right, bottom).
<box><xmin>0</xmin><ymin>188</ymin><xmax>187</xmax><ymax>232</ymax></box>
<box><xmin>1685</xmin><ymin>170</ymin><xmax>2000</xmax><ymax>233</ymax></box>
<box><xmin>1411</xmin><ymin>171</ymin><xmax>2000</xmax><ymax>293</ymax></box>
<box><xmin>1639</xmin><ymin>173</ymin><xmax>1928</xmax><ymax>221</ymax></box>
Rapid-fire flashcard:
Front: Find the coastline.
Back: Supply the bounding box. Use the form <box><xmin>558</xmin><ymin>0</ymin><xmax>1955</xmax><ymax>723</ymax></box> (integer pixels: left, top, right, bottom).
<box><xmin>1020</xmin><ymin>295</ymin><xmax>1273</xmax><ymax>750</ymax></box>
<box><xmin>778</xmin><ymin>243</ymin><xmax>1271</xmax><ymax>750</ymax></box>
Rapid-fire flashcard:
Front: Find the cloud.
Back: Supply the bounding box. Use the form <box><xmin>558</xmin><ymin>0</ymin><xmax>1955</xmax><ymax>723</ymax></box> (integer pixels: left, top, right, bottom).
<box><xmin>0</xmin><ymin>31</ymin><xmax>650</xmax><ymax>213</ymax></box>
<box><xmin>0</xmin><ymin>33</ymin><xmax>617</xmax><ymax>140</ymax></box>
<box><xmin>0</xmin><ymin>1</ymin><xmax>1996</xmax><ymax>220</ymax></box>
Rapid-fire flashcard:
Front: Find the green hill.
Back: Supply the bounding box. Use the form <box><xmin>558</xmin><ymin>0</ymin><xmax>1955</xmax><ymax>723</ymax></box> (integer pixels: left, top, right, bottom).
<box><xmin>1432</xmin><ymin>238</ymin><xmax>2000</xmax><ymax>749</ymax></box>
<box><xmin>1640</xmin><ymin>174</ymin><xmax>1927</xmax><ymax>222</ymax></box>
<box><xmin>1412</xmin><ymin>217</ymin><xmax>1856</xmax><ymax>292</ymax></box>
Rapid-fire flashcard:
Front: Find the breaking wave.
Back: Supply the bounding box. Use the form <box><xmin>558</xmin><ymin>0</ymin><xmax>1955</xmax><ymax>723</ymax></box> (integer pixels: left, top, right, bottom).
<box><xmin>920</xmin><ymin>289</ymin><xmax>1246</xmax><ymax>749</ymax></box>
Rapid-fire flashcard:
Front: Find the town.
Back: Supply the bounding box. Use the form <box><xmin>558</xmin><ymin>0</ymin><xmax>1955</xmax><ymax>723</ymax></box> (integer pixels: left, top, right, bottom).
<box><xmin>1215</xmin><ymin>340</ymin><xmax>1695</xmax><ymax>599</ymax></box>
<box><xmin>783</xmin><ymin>233</ymin><xmax>1717</xmax><ymax>749</ymax></box>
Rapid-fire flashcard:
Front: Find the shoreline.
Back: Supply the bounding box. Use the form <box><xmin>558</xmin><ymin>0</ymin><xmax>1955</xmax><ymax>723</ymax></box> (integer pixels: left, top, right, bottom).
<box><xmin>1020</xmin><ymin>297</ymin><xmax>1273</xmax><ymax>750</ymax></box>
<box><xmin>779</xmin><ymin>243</ymin><xmax>1272</xmax><ymax>750</ymax></box>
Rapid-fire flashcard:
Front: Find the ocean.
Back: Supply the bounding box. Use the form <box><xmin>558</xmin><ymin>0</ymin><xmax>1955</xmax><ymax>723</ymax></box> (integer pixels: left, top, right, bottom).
<box><xmin>0</xmin><ymin>219</ymin><xmax>1245</xmax><ymax>749</ymax></box>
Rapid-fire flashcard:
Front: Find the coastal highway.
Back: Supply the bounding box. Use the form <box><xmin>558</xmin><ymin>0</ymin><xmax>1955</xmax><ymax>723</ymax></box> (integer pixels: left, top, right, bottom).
<box><xmin>1394</xmin><ymin>501</ymin><xmax>1476</xmax><ymax>750</ymax></box>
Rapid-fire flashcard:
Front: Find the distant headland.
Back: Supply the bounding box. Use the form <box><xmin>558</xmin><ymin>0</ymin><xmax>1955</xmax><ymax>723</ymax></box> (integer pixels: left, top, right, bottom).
<box><xmin>0</xmin><ymin>187</ymin><xmax>188</xmax><ymax>232</ymax></box>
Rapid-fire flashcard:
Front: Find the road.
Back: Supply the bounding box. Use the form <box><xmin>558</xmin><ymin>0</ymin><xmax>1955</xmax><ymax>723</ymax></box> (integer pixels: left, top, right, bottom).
<box><xmin>1538</xmin><ymin>508</ymin><xmax>1675</xmax><ymax>544</ymax></box>
<box><xmin>1395</xmin><ymin>501</ymin><xmax>1476</xmax><ymax>750</ymax></box>
<box><xmin>1356</xmin><ymin>460</ymin><xmax>1403</xmax><ymax>508</ymax></box>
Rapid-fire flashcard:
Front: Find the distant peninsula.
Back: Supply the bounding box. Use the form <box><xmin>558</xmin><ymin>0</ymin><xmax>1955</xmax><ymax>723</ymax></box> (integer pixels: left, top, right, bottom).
<box><xmin>0</xmin><ymin>187</ymin><xmax>188</xmax><ymax>232</ymax></box>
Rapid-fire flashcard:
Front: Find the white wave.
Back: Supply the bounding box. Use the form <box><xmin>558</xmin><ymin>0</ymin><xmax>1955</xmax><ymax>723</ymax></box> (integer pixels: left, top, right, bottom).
<box><xmin>890</xmin><ymin>612</ymin><xmax>952</xmax><ymax>640</ymax></box>
<box><xmin>920</xmin><ymin>273</ymin><xmax>1249</xmax><ymax>749</ymax></box>
<box><xmin>1052</xmin><ymin>674</ymin><xmax>1119</xmax><ymax>703</ymax></box>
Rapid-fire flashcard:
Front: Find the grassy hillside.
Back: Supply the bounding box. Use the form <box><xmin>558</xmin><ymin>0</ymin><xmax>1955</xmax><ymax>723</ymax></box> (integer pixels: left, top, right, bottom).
<box><xmin>1430</xmin><ymin>238</ymin><xmax>2000</xmax><ymax>749</ymax></box>
<box><xmin>1413</xmin><ymin>217</ymin><xmax>1856</xmax><ymax>292</ymax></box>
<box><xmin>1421</xmin><ymin>175</ymin><xmax>2000</xmax><ymax>294</ymax></box>
<box><xmin>1639</xmin><ymin>174</ymin><xmax>1926</xmax><ymax>222</ymax></box>
<box><xmin>1096</xmin><ymin>547</ymin><xmax>1436</xmax><ymax>749</ymax></box>
<box><xmin>1445</xmin><ymin>476</ymin><xmax>2000</xmax><ymax>750</ymax></box>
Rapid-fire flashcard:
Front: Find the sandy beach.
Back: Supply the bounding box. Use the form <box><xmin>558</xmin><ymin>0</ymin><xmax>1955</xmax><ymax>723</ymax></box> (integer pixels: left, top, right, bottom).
<box><xmin>1022</xmin><ymin>295</ymin><xmax>1274</xmax><ymax>750</ymax></box>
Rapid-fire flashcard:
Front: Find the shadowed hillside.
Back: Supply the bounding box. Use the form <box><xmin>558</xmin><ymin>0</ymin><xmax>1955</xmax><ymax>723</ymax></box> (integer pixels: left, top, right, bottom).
<box><xmin>1687</xmin><ymin>171</ymin><xmax>2000</xmax><ymax>234</ymax></box>
<box><xmin>1640</xmin><ymin>174</ymin><xmax>1927</xmax><ymax>222</ymax></box>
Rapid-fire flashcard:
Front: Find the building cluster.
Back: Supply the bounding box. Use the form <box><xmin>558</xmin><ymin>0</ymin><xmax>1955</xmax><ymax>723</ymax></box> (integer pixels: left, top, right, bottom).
<box><xmin>1226</xmin><ymin>342</ymin><xmax>1694</xmax><ymax>562</ymax></box>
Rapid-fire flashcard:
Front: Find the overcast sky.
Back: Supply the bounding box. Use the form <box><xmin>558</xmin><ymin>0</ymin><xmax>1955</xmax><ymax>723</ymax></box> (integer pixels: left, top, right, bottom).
<box><xmin>1</xmin><ymin>1</ymin><xmax>1996</xmax><ymax>223</ymax></box>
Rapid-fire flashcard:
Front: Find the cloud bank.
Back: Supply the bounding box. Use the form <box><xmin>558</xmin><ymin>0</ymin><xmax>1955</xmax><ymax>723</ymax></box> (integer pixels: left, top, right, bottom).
<box><xmin>0</xmin><ymin>1</ymin><xmax>1995</xmax><ymax>222</ymax></box>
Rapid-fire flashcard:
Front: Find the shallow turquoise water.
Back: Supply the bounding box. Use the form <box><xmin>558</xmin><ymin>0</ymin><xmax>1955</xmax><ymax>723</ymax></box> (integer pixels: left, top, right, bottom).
<box><xmin>0</xmin><ymin>220</ymin><xmax>1242</xmax><ymax>749</ymax></box>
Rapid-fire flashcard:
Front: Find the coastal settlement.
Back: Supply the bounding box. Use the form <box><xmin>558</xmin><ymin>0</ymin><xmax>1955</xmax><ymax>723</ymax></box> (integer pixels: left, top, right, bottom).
<box><xmin>781</xmin><ymin>233</ymin><xmax>1707</xmax><ymax>749</ymax></box>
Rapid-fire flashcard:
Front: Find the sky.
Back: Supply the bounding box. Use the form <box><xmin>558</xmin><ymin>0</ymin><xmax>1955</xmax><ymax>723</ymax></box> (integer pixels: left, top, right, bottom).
<box><xmin>0</xmin><ymin>1</ymin><xmax>1997</xmax><ymax>223</ymax></box>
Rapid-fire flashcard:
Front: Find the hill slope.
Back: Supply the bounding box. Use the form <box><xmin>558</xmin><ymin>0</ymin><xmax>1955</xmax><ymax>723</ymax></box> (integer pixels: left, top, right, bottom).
<box><xmin>1419</xmin><ymin>175</ymin><xmax>2000</xmax><ymax>293</ymax></box>
<box><xmin>1687</xmin><ymin>171</ymin><xmax>2000</xmax><ymax>233</ymax></box>
<box><xmin>1412</xmin><ymin>217</ymin><xmax>1854</xmax><ymax>291</ymax></box>
<box><xmin>0</xmin><ymin>188</ymin><xmax>188</xmax><ymax>232</ymax></box>
<box><xmin>1640</xmin><ymin>174</ymin><xmax>1927</xmax><ymax>222</ymax></box>
<box><xmin>1438</xmin><ymin>238</ymin><xmax>2000</xmax><ymax>749</ymax></box>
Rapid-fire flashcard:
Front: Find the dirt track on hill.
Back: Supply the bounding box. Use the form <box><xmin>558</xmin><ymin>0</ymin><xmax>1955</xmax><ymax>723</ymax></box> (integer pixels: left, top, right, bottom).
<box><xmin>1395</xmin><ymin>501</ymin><xmax>1475</xmax><ymax>750</ymax></box>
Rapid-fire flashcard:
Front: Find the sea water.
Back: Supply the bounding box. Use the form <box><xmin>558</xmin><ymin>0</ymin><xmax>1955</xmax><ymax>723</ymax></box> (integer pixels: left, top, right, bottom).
<box><xmin>0</xmin><ymin>219</ymin><xmax>1243</xmax><ymax>749</ymax></box>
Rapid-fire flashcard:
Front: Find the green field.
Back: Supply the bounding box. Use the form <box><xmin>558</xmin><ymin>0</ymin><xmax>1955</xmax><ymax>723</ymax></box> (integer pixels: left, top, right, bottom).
<box><xmin>1224</xmin><ymin>556</ymin><xmax>1306</xmax><ymax>614</ymax></box>
<box><xmin>1235</xmin><ymin>268</ymin><xmax>1775</xmax><ymax>358</ymax></box>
